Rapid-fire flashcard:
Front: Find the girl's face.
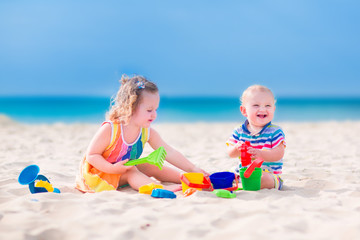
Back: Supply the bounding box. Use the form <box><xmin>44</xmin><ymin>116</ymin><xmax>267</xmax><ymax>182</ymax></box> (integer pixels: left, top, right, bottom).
<box><xmin>240</xmin><ymin>90</ymin><xmax>275</xmax><ymax>129</ymax></box>
<box><xmin>131</xmin><ymin>91</ymin><xmax>160</xmax><ymax>128</ymax></box>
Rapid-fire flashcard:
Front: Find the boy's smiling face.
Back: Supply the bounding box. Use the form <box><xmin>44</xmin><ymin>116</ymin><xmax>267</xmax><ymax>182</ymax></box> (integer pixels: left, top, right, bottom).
<box><xmin>240</xmin><ymin>90</ymin><xmax>275</xmax><ymax>130</ymax></box>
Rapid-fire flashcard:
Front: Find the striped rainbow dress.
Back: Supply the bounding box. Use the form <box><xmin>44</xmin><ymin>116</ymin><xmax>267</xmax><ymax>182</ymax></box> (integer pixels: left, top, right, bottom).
<box><xmin>76</xmin><ymin>121</ymin><xmax>149</xmax><ymax>193</ymax></box>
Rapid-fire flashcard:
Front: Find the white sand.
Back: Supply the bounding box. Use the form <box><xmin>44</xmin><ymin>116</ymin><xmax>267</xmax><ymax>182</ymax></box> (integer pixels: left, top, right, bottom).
<box><xmin>1</xmin><ymin>115</ymin><xmax>360</xmax><ymax>239</ymax></box>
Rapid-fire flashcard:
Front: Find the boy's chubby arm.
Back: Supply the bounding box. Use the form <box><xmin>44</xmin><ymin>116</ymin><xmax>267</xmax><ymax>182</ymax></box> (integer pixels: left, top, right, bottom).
<box><xmin>227</xmin><ymin>142</ymin><xmax>243</xmax><ymax>158</ymax></box>
<box><xmin>86</xmin><ymin>123</ymin><xmax>133</xmax><ymax>174</ymax></box>
<box><xmin>227</xmin><ymin>141</ymin><xmax>285</xmax><ymax>162</ymax></box>
<box><xmin>247</xmin><ymin>143</ymin><xmax>285</xmax><ymax>162</ymax></box>
<box><xmin>148</xmin><ymin>128</ymin><xmax>208</xmax><ymax>174</ymax></box>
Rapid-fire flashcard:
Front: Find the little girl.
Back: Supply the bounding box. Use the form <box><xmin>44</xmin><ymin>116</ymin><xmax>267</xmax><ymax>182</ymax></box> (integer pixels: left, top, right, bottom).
<box><xmin>76</xmin><ymin>75</ymin><xmax>206</xmax><ymax>193</ymax></box>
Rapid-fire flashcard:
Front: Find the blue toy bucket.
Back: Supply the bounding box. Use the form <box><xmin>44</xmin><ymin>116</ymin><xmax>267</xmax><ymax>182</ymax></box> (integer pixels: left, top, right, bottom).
<box><xmin>210</xmin><ymin>172</ymin><xmax>235</xmax><ymax>190</ymax></box>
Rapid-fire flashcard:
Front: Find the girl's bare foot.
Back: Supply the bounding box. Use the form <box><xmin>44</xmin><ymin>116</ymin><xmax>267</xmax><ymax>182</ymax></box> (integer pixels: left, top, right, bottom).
<box><xmin>164</xmin><ymin>184</ymin><xmax>182</xmax><ymax>192</ymax></box>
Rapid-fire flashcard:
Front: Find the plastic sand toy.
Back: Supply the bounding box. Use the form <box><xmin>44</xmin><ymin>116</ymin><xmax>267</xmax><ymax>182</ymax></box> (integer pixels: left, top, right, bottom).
<box><xmin>244</xmin><ymin>159</ymin><xmax>264</xmax><ymax>178</ymax></box>
<box><xmin>180</xmin><ymin>173</ymin><xmax>212</xmax><ymax>193</ymax></box>
<box><xmin>139</xmin><ymin>183</ymin><xmax>164</xmax><ymax>194</ymax></box>
<box><xmin>213</xmin><ymin>189</ymin><xmax>236</xmax><ymax>198</ymax></box>
<box><xmin>35</xmin><ymin>180</ymin><xmax>54</xmax><ymax>192</ymax></box>
<box><xmin>240</xmin><ymin>141</ymin><xmax>252</xmax><ymax>166</ymax></box>
<box><xmin>239</xmin><ymin>167</ymin><xmax>262</xmax><ymax>191</ymax></box>
<box><xmin>18</xmin><ymin>165</ymin><xmax>60</xmax><ymax>194</ymax></box>
<box><xmin>209</xmin><ymin>171</ymin><xmax>239</xmax><ymax>191</ymax></box>
<box><xmin>124</xmin><ymin>147</ymin><xmax>166</xmax><ymax>170</ymax></box>
<box><xmin>183</xmin><ymin>188</ymin><xmax>197</xmax><ymax>197</ymax></box>
<box><xmin>151</xmin><ymin>189</ymin><xmax>176</xmax><ymax>199</ymax></box>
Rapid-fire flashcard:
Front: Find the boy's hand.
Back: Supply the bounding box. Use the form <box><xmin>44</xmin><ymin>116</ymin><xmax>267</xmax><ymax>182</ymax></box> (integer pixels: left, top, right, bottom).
<box><xmin>247</xmin><ymin>147</ymin><xmax>263</xmax><ymax>160</ymax></box>
<box><xmin>234</xmin><ymin>141</ymin><xmax>245</xmax><ymax>151</ymax></box>
<box><xmin>227</xmin><ymin>141</ymin><xmax>245</xmax><ymax>158</ymax></box>
<box><xmin>113</xmin><ymin>159</ymin><xmax>133</xmax><ymax>174</ymax></box>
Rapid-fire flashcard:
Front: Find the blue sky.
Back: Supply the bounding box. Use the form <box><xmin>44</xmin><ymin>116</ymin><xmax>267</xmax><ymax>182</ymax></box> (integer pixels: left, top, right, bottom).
<box><xmin>1</xmin><ymin>0</ymin><xmax>359</xmax><ymax>98</ymax></box>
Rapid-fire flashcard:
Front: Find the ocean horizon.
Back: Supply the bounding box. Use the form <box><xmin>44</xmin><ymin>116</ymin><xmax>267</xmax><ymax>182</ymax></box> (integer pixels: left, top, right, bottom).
<box><xmin>1</xmin><ymin>96</ymin><xmax>360</xmax><ymax>124</ymax></box>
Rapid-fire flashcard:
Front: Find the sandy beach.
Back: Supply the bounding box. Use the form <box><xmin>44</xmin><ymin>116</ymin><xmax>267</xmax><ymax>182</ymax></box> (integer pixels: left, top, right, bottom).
<box><xmin>1</xmin><ymin>115</ymin><xmax>360</xmax><ymax>240</ymax></box>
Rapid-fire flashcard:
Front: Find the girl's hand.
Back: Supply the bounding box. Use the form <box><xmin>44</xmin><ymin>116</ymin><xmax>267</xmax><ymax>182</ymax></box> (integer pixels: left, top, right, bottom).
<box><xmin>113</xmin><ymin>160</ymin><xmax>133</xmax><ymax>174</ymax></box>
<box><xmin>191</xmin><ymin>166</ymin><xmax>210</xmax><ymax>176</ymax></box>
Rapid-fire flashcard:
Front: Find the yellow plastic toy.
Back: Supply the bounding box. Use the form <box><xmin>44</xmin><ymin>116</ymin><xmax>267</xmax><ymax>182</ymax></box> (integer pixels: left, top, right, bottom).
<box><xmin>139</xmin><ymin>183</ymin><xmax>164</xmax><ymax>194</ymax></box>
<box><xmin>35</xmin><ymin>180</ymin><xmax>55</xmax><ymax>192</ymax></box>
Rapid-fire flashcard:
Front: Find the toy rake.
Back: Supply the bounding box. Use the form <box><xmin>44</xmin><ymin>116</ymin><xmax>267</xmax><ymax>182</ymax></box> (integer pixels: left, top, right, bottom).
<box><xmin>124</xmin><ymin>146</ymin><xmax>166</xmax><ymax>170</ymax></box>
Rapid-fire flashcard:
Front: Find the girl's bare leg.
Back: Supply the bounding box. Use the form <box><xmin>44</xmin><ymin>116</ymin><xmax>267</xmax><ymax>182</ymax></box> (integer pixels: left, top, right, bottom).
<box><xmin>119</xmin><ymin>166</ymin><xmax>181</xmax><ymax>191</ymax></box>
<box><xmin>118</xmin><ymin>167</ymin><xmax>155</xmax><ymax>190</ymax></box>
<box><xmin>136</xmin><ymin>163</ymin><xmax>182</xmax><ymax>183</ymax></box>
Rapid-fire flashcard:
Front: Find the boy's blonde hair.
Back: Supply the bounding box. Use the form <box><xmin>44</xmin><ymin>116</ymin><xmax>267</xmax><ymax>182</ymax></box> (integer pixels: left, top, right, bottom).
<box><xmin>107</xmin><ymin>75</ymin><xmax>158</xmax><ymax>124</ymax></box>
<box><xmin>240</xmin><ymin>85</ymin><xmax>275</xmax><ymax>104</ymax></box>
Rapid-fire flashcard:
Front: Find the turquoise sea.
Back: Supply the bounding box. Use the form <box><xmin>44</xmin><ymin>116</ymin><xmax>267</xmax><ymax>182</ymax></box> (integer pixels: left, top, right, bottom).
<box><xmin>0</xmin><ymin>96</ymin><xmax>360</xmax><ymax>124</ymax></box>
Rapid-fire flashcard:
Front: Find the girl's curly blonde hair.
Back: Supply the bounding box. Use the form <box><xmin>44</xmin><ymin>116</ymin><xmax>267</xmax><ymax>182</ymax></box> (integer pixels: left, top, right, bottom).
<box><xmin>107</xmin><ymin>75</ymin><xmax>158</xmax><ymax>124</ymax></box>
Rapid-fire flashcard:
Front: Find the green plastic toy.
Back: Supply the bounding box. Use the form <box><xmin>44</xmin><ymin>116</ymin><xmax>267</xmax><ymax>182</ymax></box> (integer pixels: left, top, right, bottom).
<box><xmin>213</xmin><ymin>189</ymin><xmax>236</xmax><ymax>198</ymax></box>
<box><xmin>124</xmin><ymin>147</ymin><xmax>166</xmax><ymax>170</ymax></box>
